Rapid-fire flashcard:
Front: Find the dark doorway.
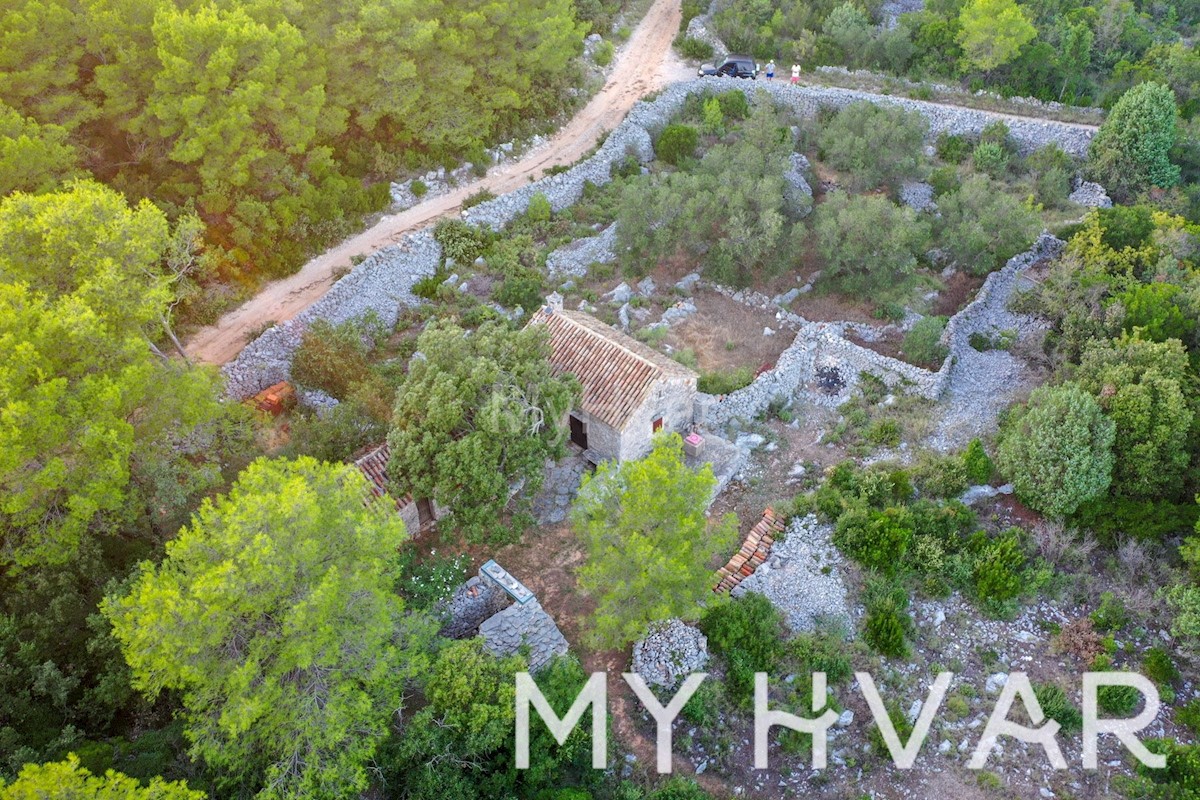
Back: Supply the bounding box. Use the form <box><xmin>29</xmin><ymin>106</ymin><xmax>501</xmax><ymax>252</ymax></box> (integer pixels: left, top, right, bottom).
<box><xmin>416</xmin><ymin>498</ymin><xmax>436</xmax><ymax>531</ymax></box>
<box><xmin>569</xmin><ymin>414</ymin><xmax>588</xmax><ymax>449</ymax></box>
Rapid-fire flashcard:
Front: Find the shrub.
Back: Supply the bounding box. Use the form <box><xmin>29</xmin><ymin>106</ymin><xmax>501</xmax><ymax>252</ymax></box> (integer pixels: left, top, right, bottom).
<box><xmin>412</xmin><ymin>271</ymin><xmax>447</xmax><ymax>300</ymax></box>
<box><xmin>817</xmin><ymin>101</ymin><xmax>928</xmax><ymax>191</ymax></box>
<box><xmin>970</xmin><ymin>529</ymin><xmax>1026</xmax><ymax>612</ymax></box>
<box><xmin>1142</xmin><ymin>647</ymin><xmax>1179</xmax><ymax>688</ymax></box>
<box><xmin>862</xmin><ymin>579</ymin><xmax>913</xmax><ymax>658</ymax></box>
<box><xmin>1055</xmin><ymin>617</ymin><xmax>1105</xmax><ymax>663</ymax></box>
<box><xmin>677</xmin><ymin>36</ymin><xmax>714</xmax><ymax>61</ymax></box>
<box><xmin>410</xmin><ymin>179</ymin><xmax>428</xmax><ymax>198</ymax></box>
<box><xmin>1177</xmin><ymin>698</ymin><xmax>1200</xmax><ymax>735</ymax></box>
<box><xmin>701</xmin><ymin>96</ymin><xmax>724</xmax><ymax>136</ymax></box>
<box><xmin>700</xmin><ymin>593</ymin><xmax>785</xmax><ymax>703</ymax></box>
<box><xmin>911</xmin><ymin>451</ymin><xmax>970</xmax><ymax>499</ymax></box>
<box><xmin>813</xmin><ymin>192</ymin><xmax>931</xmax><ymax>298</ymax></box>
<box><xmin>1035</xmin><ymin>165</ymin><xmax>1071</xmax><ymax>208</ymax></box>
<box><xmin>865</xmin><ymin>419</ymin><xmax>902</xmax><ymax>447</ymax></box>
<box><xmin>716</xmin><ymin>89</ymin><xmax>750</xmax><ymax>120</ymax></box>
<box><xmin>972</xmin><ymin>140</ymin><xmax>1010</xmax><ymax>178</ymax></box>
<box><xmin>656</xmin><ymin>124</ymin><xmax>699</xmax><ymax>165</ymax></box>
<box><xmin>1098</xmin><ymin>683</ymin><xmax>1141</xmax><ymax>716</ymax></box>
<box><xmin>493</xmin><ymin>270</ymin><xmax>544</xmax><ymax>312</ymax></box>
<box><xmin>788</xmin><ymin>632</ymin><xmax>854</xmax><ymax>685</ymax></box>
<box><xmin>1087</xmin><ymin>82</ymin><xmax>1181</xmax><ymax>202</ymax></box>
<box><xmin>833</xmin><ymin>506</ymin><xmax>915</xmax><ymax>574</ymax></box>
<box><xmin>928</xmin><ymin>165</ymin><xmax>961</xmax><ymax>197</ymax></box>
<box><xmin>593</xmin><ymin>39</ymin><xmax>615</xmax><ymax>67</ymax></box>
<box><xmin>1070</xmin><ymin>496</ymin><xmax>1200</xmax><ymax>546</ymax></box>
<box><xmin>1034</xmin><ymin>683</ymin><xmax>1083</xmax><ymax>734</ymax></box>
<box><xmin>434</xmin><ymin>218</ymin><xmax>488</xmax><ymax>263</ymax></box>
<box><xmin>996</xmin><ymin>383</ymin><xmax>1116</xmax><ymax>517</ymax></box>
<box><xmin>902</xmin><ymin>315</ymin><xmax>948</xmax><ymax>367</ymax></box>
<box><xmin>936</xmin><ymin>133</ymin><xmax>971</xmax><ymax>164</ymax></box>
<box><xmin>697</xmin><ymin>366</ymin><xmax>755</xmax><ymax>395</ymax></box>
<box><xmin>462</xmin><ymin>188</ymin><xmax>496</xmax><ymax>209</ymax></box>
<box><xmin>291</xmin><ymin>316</ymin><xmax>380</xmax><ymax>399</ymax></box>
<box><xmin>526</xmin><ymin>191</ymin><xmax>552</xmax><ymax>223</ymax></box>
<box><xmin>648</xmin><ymin>779</ymin><xmax>712</xmax><ymax>800</ymax></box>
<box><xmin>936</xmin><ymin>175</ymin><xmax>1042</xmax><ymax>274</ymax></box>
<box><xmin>1114</xmin><ymin>282</ymin><xmax>1195</xmax><ymax>343</ymax></box>
<box><xmin>962</xmin><ymin>439</ymin><xmax>994</xmax><ymax>484</ymax></box>
<box><xmin>1090</xmin><ymin>592</ymin><xmax>1128</xmax><ymax>632</ymax></box>
<box><xmin>978</xmin><ymin>121</ymin><xmax>1013</xmax><ymax>153</ymax></box>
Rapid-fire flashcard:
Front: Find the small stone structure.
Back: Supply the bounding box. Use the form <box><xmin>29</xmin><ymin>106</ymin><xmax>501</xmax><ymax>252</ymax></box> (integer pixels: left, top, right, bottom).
<box><xmin>440</xmin><ymin>560</ymin><xmax>569</xmax><ymax>673</ymax></box>
<box><xmin>631</xmin><ymin>619</ymin><xmax>709</xmax><ymax>688</ymax></box>
<box><xmin>352</xmin><ymin>442</ymin><xmax>446</xmax><ymax>536</ymax></box>
<box><xmin>528</xmin><ymin>294</ymin><xmax>698</xmax><ymax>463</ymax></box>
<box><xmin>714</xmin><ymin>507</ymin><xmax>785</xmax><ymax>593</ymax></box>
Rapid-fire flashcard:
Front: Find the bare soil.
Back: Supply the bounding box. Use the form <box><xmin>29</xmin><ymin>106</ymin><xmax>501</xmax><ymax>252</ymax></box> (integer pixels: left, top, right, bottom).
<box><xmin>666</xmin><ymin>290</ymin><xmax>794</xmax><ymax>373</ymax></box>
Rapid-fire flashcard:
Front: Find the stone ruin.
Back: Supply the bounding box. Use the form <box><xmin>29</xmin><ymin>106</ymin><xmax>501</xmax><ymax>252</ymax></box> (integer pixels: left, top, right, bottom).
<box><xmin>631</xmin><ymin>619</ymin><xmax>709</xmax><ymax>688</ymax></box>
<box><xmin>439</xmin><ymin>560</ymin><xmax>569</xmax><ymax>673</ymax></box>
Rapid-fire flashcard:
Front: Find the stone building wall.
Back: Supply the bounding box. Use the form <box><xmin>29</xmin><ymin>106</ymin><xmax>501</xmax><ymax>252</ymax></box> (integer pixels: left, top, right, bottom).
<box><xmin>617</xmin><ymin>375</ymin><xmax>699</xmax><ymax>462</ymax></box>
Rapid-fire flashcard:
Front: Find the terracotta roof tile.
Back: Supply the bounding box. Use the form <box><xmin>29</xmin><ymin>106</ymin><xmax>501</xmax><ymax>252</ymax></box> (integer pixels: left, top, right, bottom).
<box><xmin>528</xmin><ymin>308</ymin><xmax>696</xmax><ymax>431</ymax></box>
<box><xmin>352</xmin><ymin>443</ymin><xmax>413</xmax><ymax>510</ymax></box>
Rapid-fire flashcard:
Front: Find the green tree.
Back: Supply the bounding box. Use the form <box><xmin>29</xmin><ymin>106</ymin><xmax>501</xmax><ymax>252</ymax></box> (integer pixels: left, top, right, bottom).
<box><xmin>997</xmin><ymin>383</ymin><xmax>1116</xmax><ymax>517</ymax></box>
<box><xmin>0</xmin><ymin>182</ymin><xmax>244</xmax><ymax>570</ymax></box>
<box><xmin>387</xmin><ymin>319</ymin><xmax>580</xmax><ymax>543</ymax></box>
<box><xmin>936</xmin><ymin>174</ymin><xmax>1042</xmax><ymax>274</ymax></box>
<box><xmin>956</xmin><ymin>0</ymin><xmax>1037</xmax><ymax>73</ymax></box>
<box><xmin>813</xmin><ymin>192</ymin><xmax>932</xmax><ymax>298</ymax></box>
<box><xmin>0</xmin><ymin>754</ymin><xmax>201</xmax><ymax>800</ymax></box>
<box><xmin>817</xmin><ymin>101</ymin><xmax>928</xmax><ymax>191</ymax></box>
<box><xmin>1073</xmin><ymin>336</ymin><xmax>1195</xmax><ymax>500</ymax></box>
<box><xmin>823</xmin><ymin>3</ymin><xmax>872</xmax><ymax>67</ymax></box>
<box><xmin>574</xmin><ymin>433</ymin><xmax>738</xmax><ymax>648</ymax></box>
<box><xmin>0</xmin><ymin>103</ymin><xmax>79</xmax><ymax>195</ymax></box>
<box><xmin>1087</xmin><ymin>82</ymin><xmax>1182</xmax><ymax>202</ymax></box>
<box><xmin>103</xmin><ymin>457</ymin><xmax>433</xmax><ymax>800</ymax></box>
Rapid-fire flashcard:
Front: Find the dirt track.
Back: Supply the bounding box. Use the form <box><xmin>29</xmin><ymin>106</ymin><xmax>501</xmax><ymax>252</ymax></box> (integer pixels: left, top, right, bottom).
<box><xmin>185</xmin><ymin>0</ymin><xmax>690</xmax><ymax>365</ymax></box>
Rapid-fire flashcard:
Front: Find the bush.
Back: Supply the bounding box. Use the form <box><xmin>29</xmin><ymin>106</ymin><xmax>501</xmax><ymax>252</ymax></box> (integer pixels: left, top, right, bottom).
<box><xmin>970</xmin><ymin>529</ymin><xmax>1026</xmax><ymax>612</ymax></box>
<box><xmin>862</xmin><ymin>579</ymin><xmax>913</xmax><ymax>658</ymax></box>
<box><xmin>813</xmin><ymin>192</ymin><xmax>931</xmax><ymax>298</ymax></box>
<box><xmin>290</xmin><ymin>316</ymin><xmax>381</xmax><ymax>399</ymax></box>
<box><xmin>978</xmin><ymin>121</ymin><xmax>1013</xmax><ymax>153</ymax></box>
<box><xmin>1098</xmin><ymin>683</ymin><xmax>1141</xmax><ymax>716</ymax></box>
<box><xmin>701</xmin><ymin>96</ymin><xmax>724</xmax><ymax>136</ymax></box>
<box><xmin>462</xmin><ymin>188</ymin><xmax>496</xmax><ymax>208</ymax></box>
<box><xmin>1177</xmin><ymin>698</ymin><xmax>1200</xmax><ymax>735</ymax></box>
<box><xmin>593</xmin><ymin>39</ymin><xmax>615</xmax><ymax>67</ymax></box>
<box><xmin>1034</xmin><ymin>165</ymin><xmax>1071</xmax><ymax>208</ymax></box>
<box><xmin>410</xmin><ymin>179</ymin><xmax>428</xmax><ymax>198</ymax></box>
<box><xmin>699</xmin><ymin>593</ymin><xmax>785</xmax><ymax>703</ymax></box>
<box><xmin>936</xmin><ymin>133</ymin><xmax>971</xmax><ymax>164</ymax></box>
<box><xmin>697</xmin><ymin>366</ymin><xmax>755</xmax><ymax>395</ymax></box>
<box><xmin>1114</xmin><ymin>282</ymin><xmax>1195</xmax><ymax>343</ymax></box>
<box><xmin>526</xmin><ymin>191</ymin><xmax>553</xmax><ymax>222</ymax></box>
<box><xmin>434</xmin><ymin>218</ymin><xmax>488</xmax><ymax>263</ymax></box>
<box><xmin>928</xmin><ymin>165</ymin><xmax>961</xmax><ymax>197</ymax></box>
<box><xmin>1090</xmin><ymin>592</ymin><xmax>1128</xmax><ymax>632</ymax></box>
<box><xmin>817</xmin><ymin>101</ymin><xmax>929</xmax><ymax>191</ymax></box>
<box><xmin>716</xmin><ymin>90</ymin><xmax>751</xmax><ymax>120</ymax></box>
<box><xmin>996</xmin><ymin>383</ymin><xmax>1116</xmax><ymax>517</ymax></box>
<box><xmin>677</xmin><ymin>36</ymin><xmax>715</xmax><ymax>61</ymax></box>
<box><xmin>936</xmin><ymin>175</ymin><xmax>1042</xmax><ymax>274</ymax></box>
<box><xmin>1070</xmin><ymin>496</ymin><xmax>1200</xmax><ymax>546</ymax></box>
<box><xmin>647</xmin><ymin>779</ymin><xmax>712</xmax><ymax>800</ymax></box>
<box><xmin>493</xmin><ymin>270</ymin><xmax>545</xmax><ymax>312</ymax></box>
<box><xmin>865</xmin><ymin>419</ymin><xmax>901</xmax><ymax>447</ymax></box>
<box><xmin>972</xmin><ymin>140</ymin><xmax>1010</xmax><ymax>178</ymax></box>
<box><xmin>833</xmin><ymin>505</ymin><xmax>915</xmax><ymax>574</ymax></box>
<box><xmin>656</xmin><ymin>124</ymin><xmax>699</xmax><ymax>165</ymax></box>
<box><xmin>962</xmin><ymin>439</ymin><xmax>994</xmax><ymax>484</ymax></box>
<box><xmin>788</xmin><ymin>632</ymin><xmax>854</xmax><ymax>685</ymax></box>
<box><xmin>911</xmin><ymin>451</ymin><xmax>971</xmax><ymax>499</ymax></box>
<box><xmin>901</xmin><ymin>315</ymin><xmax>948</xmax><ymax>367</ymax></box>
<box><xmin>1034</xmin><ymin>683</ymin><xmax>1083</xmax><ymax>734</ymax></box>
<box><xmin>1142</xmin><ymin>647</ymin><xmax>1179</xmax><ymax>689</ymax></box>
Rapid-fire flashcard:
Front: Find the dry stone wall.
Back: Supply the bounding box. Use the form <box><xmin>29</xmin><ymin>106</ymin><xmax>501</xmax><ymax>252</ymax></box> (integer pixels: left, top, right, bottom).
<box><xmin>222</xmin><ymin>76</ymin><xmax>1093</xmax><ymax>400</ymax></box>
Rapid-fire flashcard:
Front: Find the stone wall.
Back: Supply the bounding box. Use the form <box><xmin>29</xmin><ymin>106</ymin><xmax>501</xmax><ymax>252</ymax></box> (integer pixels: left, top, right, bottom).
<box><xmin>222</xmin><ymin>77</ymin><xmax>1093</xmax><ymax>400</ymax></box>
<box><xmin>694</xmin><ymin>234</ymin><xmax>1065</xmax><ymax>431</ymax></box>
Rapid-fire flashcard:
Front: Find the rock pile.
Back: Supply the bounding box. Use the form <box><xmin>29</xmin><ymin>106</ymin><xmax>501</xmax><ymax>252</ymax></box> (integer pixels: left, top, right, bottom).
<box><xmin>1068</xmin><ymin>180</ymin><xmax>1112</xmax><ymax>208</ymax></box>
<box><xmin>631</xmin><ymin>619</ymin><xmax>709</xmax><ymax>688</ymax></box>
<box><xmin>547</xmin><ymin>224</ymin><xmax>619</xmax><ymax>278</ymax></box>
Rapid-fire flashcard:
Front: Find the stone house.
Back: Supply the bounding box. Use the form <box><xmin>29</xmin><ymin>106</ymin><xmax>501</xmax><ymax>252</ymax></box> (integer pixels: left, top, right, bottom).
<box><xmin>528</xmin><ymin>294</ymin><xmax>698</xmax><ymax>463</ymax></box>
<box><xmin>352</xmin><ymin>442</ymin><xmax>446</xmax><ymax>536</ymax></box>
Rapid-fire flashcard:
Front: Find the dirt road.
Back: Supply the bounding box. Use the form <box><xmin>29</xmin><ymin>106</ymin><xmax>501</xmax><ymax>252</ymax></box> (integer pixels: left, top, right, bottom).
<box><xmin>185</xmin><ymin>0</ymin><xmax>690</xmax><ymax>365</ymax></box>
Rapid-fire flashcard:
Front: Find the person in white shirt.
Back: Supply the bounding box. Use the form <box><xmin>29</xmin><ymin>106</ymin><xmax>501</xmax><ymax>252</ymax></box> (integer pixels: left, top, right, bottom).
<box><xmin>791</xmin><ymin>63</ymin><xmax>801</xmax><ymax>84</ymax></box>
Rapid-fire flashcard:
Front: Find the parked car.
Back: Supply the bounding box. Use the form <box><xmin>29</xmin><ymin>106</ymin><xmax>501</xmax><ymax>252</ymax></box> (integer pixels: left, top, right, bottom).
<box><xmin>698</xmin><ymin>55</ymin><xmax>758</xmax><ymax>79</ymax></box>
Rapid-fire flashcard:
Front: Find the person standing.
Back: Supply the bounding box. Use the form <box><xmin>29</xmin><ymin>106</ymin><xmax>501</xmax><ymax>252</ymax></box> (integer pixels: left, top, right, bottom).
<box><xmin>766</xmin><ymin>60</ymin><xmax>776</xmax><ymax>80</ymax></box>
<box><xmin>791</xmin><ymin>63</ymin><xmax>801</xmax><ymax>85</ymax></box>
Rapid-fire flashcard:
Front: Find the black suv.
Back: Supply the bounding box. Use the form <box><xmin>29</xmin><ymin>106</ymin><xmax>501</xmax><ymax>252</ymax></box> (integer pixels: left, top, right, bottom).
<box><xmin>698</xmin><ymin>55</ymin><xmax>757</xmax><ymax>79</ymax></box>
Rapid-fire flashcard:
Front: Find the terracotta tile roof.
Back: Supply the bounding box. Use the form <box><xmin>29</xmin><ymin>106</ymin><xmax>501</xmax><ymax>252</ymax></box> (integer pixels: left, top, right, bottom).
<box><xmin>714</xmin><ymin>507</ymin><xmax>785</xmax><ymax>593</ymax></box>
<box><xmin>352</xmin><ymin>443</ymin><xmax>413</xmax><ymax>510</ymax></box>
<box><xmin>528</xmin><ymin>307</ymin><xmax>696</xmax><ymax>431</ymax></box>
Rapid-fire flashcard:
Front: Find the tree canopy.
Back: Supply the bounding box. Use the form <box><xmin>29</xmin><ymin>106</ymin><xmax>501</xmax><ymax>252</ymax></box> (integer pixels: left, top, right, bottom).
<box><xmin>0</xmin><ymin>755</ymin><xmax>202</xmax><ymax>800</ymax></box>
<box><xmin>102</xmin><ymin>457</ymin><xmax>433</xmax><ymax>799</ymax></box>
<box><xmin>1087</xmin><ymin>82</ymin><xmax>1182</xmax><ymax>202</ymax></box>
<box><xmin>387</xmin><ymin>318</ymin><xmax>580</xmax><ymax>543</ymax></box>
<box><xmin>956</xmin><ymin>0</ymin><xmax>1037</xmax><ymax>73</ymax></box>
<box><xmin>573</xmin><ymin>433</ymin><xmax>738</xmax><ymax>649</ymax></box>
